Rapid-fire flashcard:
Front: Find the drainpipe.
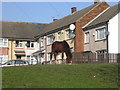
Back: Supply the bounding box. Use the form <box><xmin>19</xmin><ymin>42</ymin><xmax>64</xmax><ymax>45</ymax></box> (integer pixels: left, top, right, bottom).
<box><xmin>44</xmin><ymin>36</ymin><xmax>47</xmax><ymax>61</ymax></box>
<box><xmin>39</xmin><ymin>38</ymin><xmax>41</xmax><ymax>64</ymax></box>
<box><xmin>106</xmin><ymin>23</ymin><xmax>109</xmax><ymax>53</ymax></box>
<box><xmin>106</xmin><ymin>22</ymin><xmax>109</xmax><ymax>63</ymax></box>
<box><xmin>11</xmin><ymin>41</ymin><xmax>12</xmax><ymax>60</ymax></box>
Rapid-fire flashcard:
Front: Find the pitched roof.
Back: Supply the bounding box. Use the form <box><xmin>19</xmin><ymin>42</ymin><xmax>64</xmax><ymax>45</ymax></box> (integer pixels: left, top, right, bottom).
<box><xmin>36</xmin><ymin>2</ymin><xmax>100</xmax><ymax>38</ymax></box>
<box><xmin>1</xmin><ymin>21</ymin><xmax>47</xmax><ymax>40</ymax></box>
<box><xmin>83</xmin><ymin>4</ymin><xmax>120</xmax><ymax>29</ymax></box>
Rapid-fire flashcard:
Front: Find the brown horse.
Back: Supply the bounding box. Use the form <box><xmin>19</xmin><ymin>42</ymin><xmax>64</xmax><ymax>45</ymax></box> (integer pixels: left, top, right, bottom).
<box><xmin>50</xmin><ymin>40</ymin><xmax>72</xmax><ymax>64</ymax></box>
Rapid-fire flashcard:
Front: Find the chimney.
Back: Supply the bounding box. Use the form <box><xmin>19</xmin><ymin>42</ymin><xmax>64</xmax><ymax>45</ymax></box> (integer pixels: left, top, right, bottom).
<box><xmin>53</xmin><ymin>19</ymin><xmax>58</xmax><ymax>21</ymax></box>
<box><xmin>94</xmin><ymin>0</ymin><xmax>100</xmax><ymax>4</ymax></box>
<box><xmin>71</xmin><ymin>7</ymin><xmax>77</xmax><ymax>13</ymax></box>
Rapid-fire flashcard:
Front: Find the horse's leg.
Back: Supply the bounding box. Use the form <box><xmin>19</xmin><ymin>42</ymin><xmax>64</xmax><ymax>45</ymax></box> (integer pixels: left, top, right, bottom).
<box><xmin>50</xmin><ymin>52</ymin><xmax>52</xmax><ymax>60</ymax></box>
<box><xmin>50</xmin><ymin>51</ymin><xmax>54</xmax><ymax>64</ymax></box>
<box><xmin>62</xmin><ymin>52</ymin><xmax>64</xmax><ymax>64</ymax></box>
<box><xmin>54</xmin><ymin>53</ymin><xmax>57</xmax><ymax>64</ymax></box>
<box><xmin>65</xmin><ymin>52</ymin><xmax>68</xmax><ymax>64</ymax></box>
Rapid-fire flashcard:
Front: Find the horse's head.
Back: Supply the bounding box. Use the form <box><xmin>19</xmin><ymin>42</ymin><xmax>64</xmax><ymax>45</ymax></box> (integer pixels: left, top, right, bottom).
<box><xmin>66</xmin><ymin>58</ymin><xmax>72</xmax><ymax>64</ymax></box>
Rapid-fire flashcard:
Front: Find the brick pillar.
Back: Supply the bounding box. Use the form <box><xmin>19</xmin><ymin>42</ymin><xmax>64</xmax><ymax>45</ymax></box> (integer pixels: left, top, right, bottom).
<box><xmin>74</xmin><ymin>2</ymin><xmax>110</xmax><ymax>52</ymax></box>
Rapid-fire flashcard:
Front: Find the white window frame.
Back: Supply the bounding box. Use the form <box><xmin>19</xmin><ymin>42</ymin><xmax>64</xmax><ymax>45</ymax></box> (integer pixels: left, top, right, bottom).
<box><xmin>47</xmin><ymin>35</ymin><xmax>54</xmax><ymax>45</ymax></box>
<box><xmin>0</xmin><ymin>38</ymin><xmax>8</xmax><ymax>47</ymax></box>
<box><xmin>0</xmin><ymin>55</ymin><xmax>8</xmax><ymax>64</ymax></box>
<box><xmin>85</xmin><ymin>32</ymin><xmax>89</xmax><ymax>43</ymax></box>
<box><xmin>27</xmin><ymin>55</ymin><xmax>34</xmax><ymax>64</ymax></box>
<box><xmin>15</xmin><ymin>40</ymin><xmax>23</xmax><ymax>48</ymax></box>
<box><xmin>27</xmin><ymin>41</ymin><xmax>34</xmax><ymax>48</ymax></box>
<box><xmin>96</xmin><ymin>28</ymin><xmax>106</xmax><ymax>41</ymax></box>
<box><xmin>66</xmin><ymin>29</ymin><xmax>70</xmax><ymax>39</ymax></box>
<box><xmin>96</xmin><ymin>49</ymin><xmax>107</xmax><ymax>54</ymax></box>
<box><xmin>47</xmin><ymin>53</ymin><xmax>51</xmax><ymax>61</ymax></box>
<box><xmin>58</xmin><ymin>31</ymin><xmax>62</xmax><ymax>40</ymax></box>
<box><xmin>41</xmin><ymin>38</ymin><xmax>44</xmax><ymax>47</ymax></box>
<box><xmin>66</xmin><ymin>29</ymin><xmax>74</xmax><ymax>40</ymax></box>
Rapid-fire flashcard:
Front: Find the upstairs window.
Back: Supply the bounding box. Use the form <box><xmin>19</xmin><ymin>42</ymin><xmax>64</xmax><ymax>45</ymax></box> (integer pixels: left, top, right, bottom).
<box><xmin>96</xmin><ymin>28</ymin><xmax>106</xmax><ymax>40</ymax></box>
<box><xmin>0</xmin><ymin>38</ymin><xmax>8</xmax><ymax>47</ymax></box>
<box><xmin>27</xmin><ymin>41</ymin><xmax>34</xmax><ymax>48</ymax></box>
<box><xmin>47</xmin><ymin>35</ymin><xmax>54</xmax><ymax>45</ymax></box>
<box><xmin>58</xmin><ymin>32</ymin><xmax>62</xmax><ymax>40</ymax></box>
<box><xmin>85</xmin><ymin>32</ymin><xmax>89</xmax><ymax>43</ymax></box>
<box><xmin>16</xmin><ymin>40</ymin><xmax>23</xmax><ymax>48</ymax></box>
<box><xmin>41</xmin><ymin>38</ymin><xmax>44</xmax><ymax>47</ymax></box>
<box><xmin>66</xmin><ymin>29</ymin><xmax>74</xmax><ymax>39</ymax></box>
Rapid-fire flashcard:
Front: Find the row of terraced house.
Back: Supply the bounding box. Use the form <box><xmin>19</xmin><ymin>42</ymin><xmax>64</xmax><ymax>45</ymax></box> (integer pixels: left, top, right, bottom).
<box><xmin>0</xmin><ymin>1</ymin><xmax>119</xmax><ymax>64</ymax></box>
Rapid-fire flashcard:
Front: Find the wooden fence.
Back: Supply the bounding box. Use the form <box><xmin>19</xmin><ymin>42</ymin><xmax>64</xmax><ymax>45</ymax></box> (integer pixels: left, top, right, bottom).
<box><xmin>72</xmin><ymin>52</ymin><xmax>120</xmax><ymax>64</ymax></box>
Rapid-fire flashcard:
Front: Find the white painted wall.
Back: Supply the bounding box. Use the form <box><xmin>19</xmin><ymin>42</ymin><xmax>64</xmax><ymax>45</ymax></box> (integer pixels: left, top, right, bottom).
<box><xmin>25</xmin><ymin>42</ymin><xmax>39</xmax><ymax>64</ymax></box>
<box><xmin>108</xmin><ymin>13</ymin><xmax>119</xmax><ymax>53</ymax></box>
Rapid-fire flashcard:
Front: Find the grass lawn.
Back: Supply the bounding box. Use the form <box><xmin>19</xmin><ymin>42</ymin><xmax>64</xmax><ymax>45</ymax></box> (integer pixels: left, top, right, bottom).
<box><xmin>2</xmin><ymin>63</ymin><xmax>119</xmax><ymax>88</ymax></box>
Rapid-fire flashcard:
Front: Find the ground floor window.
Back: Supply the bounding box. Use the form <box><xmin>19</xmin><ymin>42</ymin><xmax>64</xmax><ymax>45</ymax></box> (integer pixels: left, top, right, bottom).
<box><xmin>47</xmin><ymin>53</ymin><xmax>51</xmax><ymax>61</ymax></box>
<box><xmin>16</xmin><ymin>56</ymin><xmax>22</xmax><ymax>59</ymax></box>
<box><xmin>27</xmin><ymin>56</ymin><xmax>34</xmax><ymax>64</ymax></box>
<box><xmin>26</xmin><ymin>41</ymin><xmax>34</xmax><ymax>48</ymax></box>
<box><xmin>0</xmin><ymin>55</ymin><xmax>8</xmax><ymax>64</ymax></box>
<box><xmin>96</xmin><ymin>49</ymin><xmax>107</xmax><ymax>62</ymax></box>
<box><xmin>96</xmin><ymin>49</ymin><xmax>107</xmax><ymax>53</ymax></box>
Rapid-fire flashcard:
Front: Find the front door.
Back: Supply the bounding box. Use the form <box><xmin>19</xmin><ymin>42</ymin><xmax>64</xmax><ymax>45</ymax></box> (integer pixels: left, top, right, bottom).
<box><xmin>16</xmin><ymin>56</ymin><xmax>21</xmax><ymax>59</ymax></box>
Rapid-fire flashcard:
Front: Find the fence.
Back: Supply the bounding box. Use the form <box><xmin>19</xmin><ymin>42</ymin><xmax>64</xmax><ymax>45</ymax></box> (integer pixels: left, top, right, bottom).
<box><xmin>72</xmin><ymin>52</ymin><xmax>120</xmax><ymax>64</ymax></box>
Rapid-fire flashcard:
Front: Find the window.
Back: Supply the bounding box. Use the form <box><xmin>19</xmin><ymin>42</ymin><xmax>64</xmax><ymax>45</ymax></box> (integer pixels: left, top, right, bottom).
<box><xmin>66</xmin><ymin>29</ymin><xmax>74</xmax><ymax>39</ymax></box>
<box><xmin>0</xmin><ymin>55</ymin><xmax>8</xmax><ymax>64</ymax></box>
<box><xmin>58</xmin><ymin>32</ymin><xmax>62</xmax><ymax>40</ymax></box>
<box><xmin>27</xmin><ymin>56</ymin><xmax>30</xmax><ymax>62</ymax></box>
<box><xmin>16</xmin><ymin>56</ymin><xmax>21</xmax><ymax>59</ymax></box>
<box><xmin>41</xmin><ymin>38</ymin><xmax>44</xmax><ymax>47</ymax></box>
<box><xmin>96</xmin><ymin>28</ymin><xmax>106</xmax><ymax>40</ymax></box>
<box><xmin>27</xmin><ymin>56</ymin><xmax>34</xmax><ymax>64</ymax></box>
<box><xmin>0</xmin><ymin>38</ymin><xmax>8</xmax><ymax>47</ymax></box>
<box><xmin>85</xmin><ymin>32</ymin><xmax>89</xmax><ymax>43</ymax></box>
<box><xmin>96</xmin><ymin>50</ymin><xmax>107</xmax><ymax>61</ymax></box>
<box><xmin>41</xmin><ymin>41</ymin><xmax>43</xmax><ymax>47</ymax></box>
<box><xmin>47</xmin><ymin>53</ymin><xmax>51</xmax><ymax>61</ymax></box>
<box><xmin>16</xmin><ymin>41</ymin><xmax>23</xmax><ymax>48</ymax></box>
<box><xmin>96</xmin><ymin>50</ymin><xmax>107</xmax><ymax>54</ymax></box>
<box><xmin>47</xmin><ymin>35</ymin><xmax>54</xmax><ymax>45</ymax></box>
<box><xmin>27</xmin><ymin>41</ymin><xmax>34</xmax><ymax>48</ymax></box>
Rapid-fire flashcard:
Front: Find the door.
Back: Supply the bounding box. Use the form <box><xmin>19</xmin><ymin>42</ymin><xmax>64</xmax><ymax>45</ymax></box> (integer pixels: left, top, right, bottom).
<box><xmin>16</xmin><ymin>56</ymin><xmax>21</xmax><ymax>59</ymax></box>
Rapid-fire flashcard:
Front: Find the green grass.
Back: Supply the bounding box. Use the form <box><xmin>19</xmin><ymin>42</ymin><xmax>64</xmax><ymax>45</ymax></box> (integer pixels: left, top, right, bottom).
<box><xmin>2</xmin><ymin>63</ymin><xmax>119</xmax><ymax>88</ymax></box>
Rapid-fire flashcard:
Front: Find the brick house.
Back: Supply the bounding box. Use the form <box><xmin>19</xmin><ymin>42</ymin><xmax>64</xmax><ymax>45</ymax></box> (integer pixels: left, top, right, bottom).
<box><xmin>1</xmin><ymin>21</ymin><xmax>47</xmax><ymax>64</ymax></box>
<box><xmin>33</xmin><ymin>1</ymin><xmax>110</xmax><ymax>63</ymax></box>
<box><xmin>83</xmin><ymin>4</ymin><xmax>120</xmax><ymax>54</ymax></box>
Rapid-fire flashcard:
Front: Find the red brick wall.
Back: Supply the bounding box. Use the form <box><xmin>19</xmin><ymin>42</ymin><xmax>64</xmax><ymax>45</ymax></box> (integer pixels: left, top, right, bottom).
<box><xmin>74</xmin><ymin>2</ymin><xmax>109</xmax><ymax>52</ymax></box>
<box><xmin>0</xmin><ymin>47</ymin><xmax>9</xmax><ymax>55</ymax></box>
